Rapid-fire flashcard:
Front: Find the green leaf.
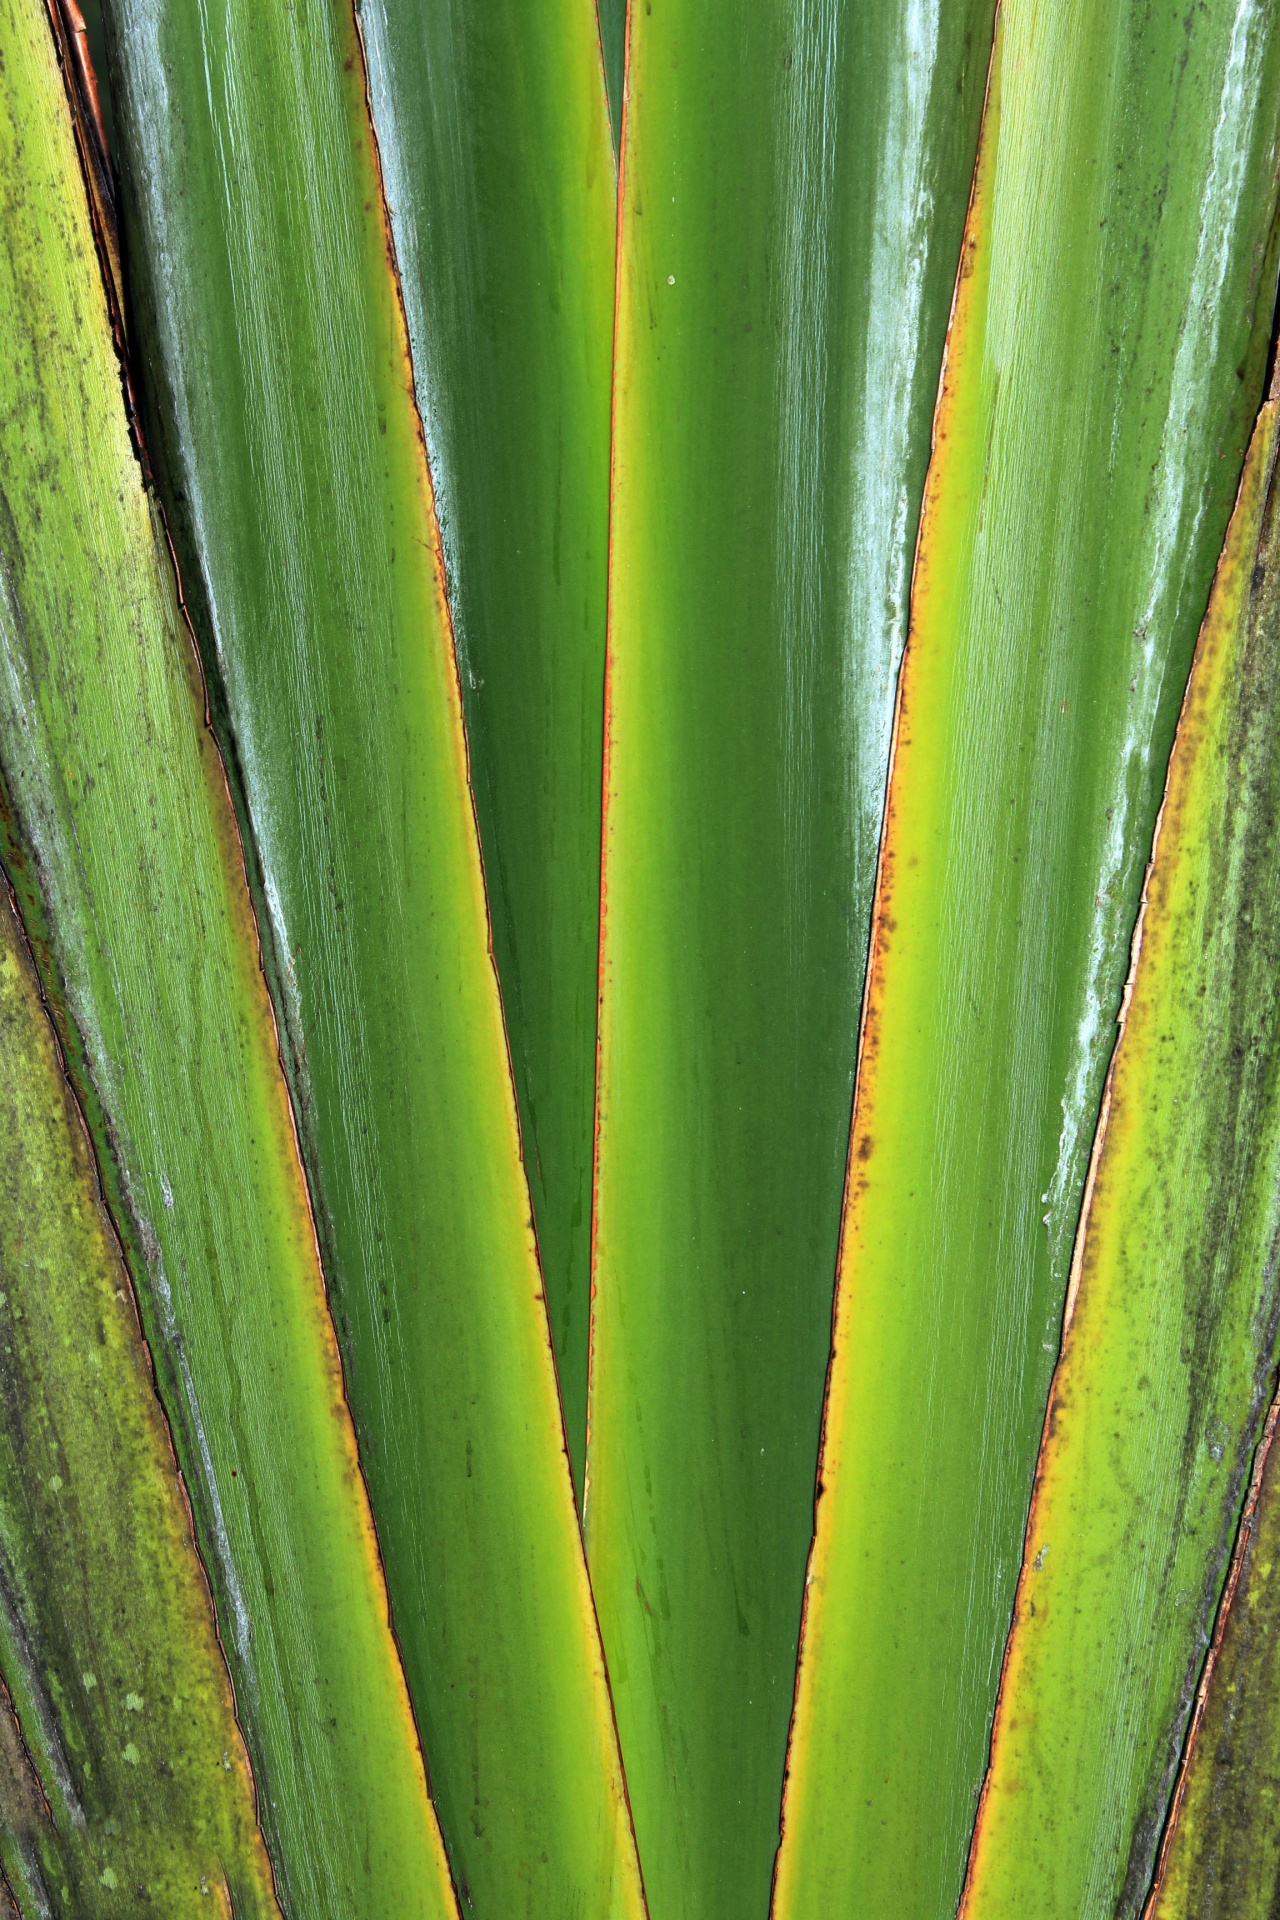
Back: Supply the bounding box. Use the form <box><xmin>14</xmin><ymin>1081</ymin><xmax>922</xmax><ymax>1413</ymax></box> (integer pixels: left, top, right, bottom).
<box><xmin>1150</xmin><ymin>1378</ymin><xmax>1280</xmax><ymax>1915</ymax></box>
<box><xmin>587</xmin><ymin>0</ymin><xmax>994</xmax><ymax>1912</ymax></box>
<box><xmin>961</xmin><ymin>375</ymin><xmax>1280</xmax><ymax>1920</ymax></box>
<box><xmin>101</xmin><ymin>0</ymin><xmax>646</xmax><ymax>1910</ymax></box>
<box><xmin>0</xmin><ymin>2</ymin><xmax>455</xmax><ymax>1909</ymax></box>
<box><xmin>774</xmin><ymin>3</ymin><xmax>1280</xmax><ymax>1915</ymax></box>
<box><xmin>357</xmin><ymin>0</ymin><xmax>617</xmax><ymax>1496</ymax></box>
<box><xmin>0</xmin><ymin>884</ymin><xmax>279</xmax><ymax>1917</ymax></box>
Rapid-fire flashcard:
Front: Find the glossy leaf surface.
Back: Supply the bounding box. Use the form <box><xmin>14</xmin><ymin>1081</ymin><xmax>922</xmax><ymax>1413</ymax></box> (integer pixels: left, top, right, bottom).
<box><xmin>1151</xmin><ymin>1397</ymin><xmax>1280</xmax><ymax>1918</ymax></box>
<box><xmin>0</xmin><ymin>886</ymin><xmax>279</xmax><ymax>1918</ymax></box>
<box><xmin>774</xmin><ymin>3</ymin><xmax>1280</xmax><ymax>1915</ymax></box>
<box><xmin>0</xmin><ymin>4</ymin><xmax>453</xmax><ymax>1907</ymax></box>
<box><xmin>588</xmin><ymin>1</ymin><xmax>995</xmax><ymax>1913</ymax></box>
<box><xmin>102</xmin><ymin>0</ymin><xmax>645</xmax><ymax>1910</ymax></box>
<box><xmin>358</xmin><ymin>0</ymin><xmax>617</xmax><ymax>1492</ymax></box>
<box><xmin>962</xmin><ymin>378</ymin><xmax>1280</xmax><ymax>1920</ymax></box>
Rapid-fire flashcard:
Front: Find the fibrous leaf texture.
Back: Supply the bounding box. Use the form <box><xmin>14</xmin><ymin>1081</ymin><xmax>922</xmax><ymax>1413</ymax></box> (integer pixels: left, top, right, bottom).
<box><xmin>99</xmin><ymin>0</ymin><xmax>645</xmax><ymax>1909</ymax></box>
<box><xmin>356</xmin><ymin>0</ymin><xmax>617</xmax><ymax>1495</ymax></box>
<box><xmin>589</xmin><ymin>0</ymin><xmax>995</xmax><ymax>1914</ymax></box>
<box><xmin>0</xmin><ymin>879</ymin><xmax>279</xmax><ymax>1918</ymax></box>
<box><xmin>0</xmin><ymin>0</ymin><xmax>455</xmax><ymax>1908</ymax></box>
<box><xmin>775</xmin><ymin>2</ymin><xmax>1280</xmax><ymax>1916</ymax></box>
<box><xmin>3</xmin><ymin>0</ymin><xmax>1280</xmax><ymax>1909</ymax></box>
<box><xmin>1152</xmin><ymin>1359</ymin><xmax>1280</xmax><ymax>1915</ymax></box>
<box><xmin>961</xmin><ymin>372</ymin><xmax>1280</xmax><ymax>1920</ymax></box>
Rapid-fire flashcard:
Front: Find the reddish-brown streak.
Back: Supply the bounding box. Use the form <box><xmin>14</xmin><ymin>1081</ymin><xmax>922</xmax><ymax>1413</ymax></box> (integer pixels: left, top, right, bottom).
<box><xmin>351</xmin><ymin>0</ymin><xmax>559</xmax><ymax>1431</ymax></box>
<box><xmin>0</xmin><ymin>1863</ymin><xmax>22</xmax><ymax>1920</ymax></box>
<box><xmin>1139</xmin><ymin>395</ymin><xmax>1280</xmax><ymax>1899</ymax></box>
<box><xmin>52</xmin><ymin>0</ymin><xmax>108</xmax><ymax>168</ymax></box>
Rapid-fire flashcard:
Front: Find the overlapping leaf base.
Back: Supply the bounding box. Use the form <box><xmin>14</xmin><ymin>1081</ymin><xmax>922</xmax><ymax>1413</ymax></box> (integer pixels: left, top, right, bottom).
<box><xmin>1</xmin><ymin>0</ymin><xmax>1279</xmax><ymax>1912</ymax></box>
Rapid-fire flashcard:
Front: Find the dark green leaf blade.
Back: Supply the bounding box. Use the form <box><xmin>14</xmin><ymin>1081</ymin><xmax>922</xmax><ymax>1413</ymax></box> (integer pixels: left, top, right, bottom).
<box><xmin>357</xmin><ymin>0</ymin><xmax>617</xmax><ymax>1493</ymax></box>
<box><xmin>597</xmin><ymin>0</ymin><xmax>626</xmax><ymax>155</ymax></box>
<box><xmin>101</xmin><ymin>0</ymin><xmax>647</xmax><ymax>1909</ymax></box>
<box><xmin>0</xmin><ymin>882</ymin><xmax>280</xmax><ymax>1918</ymax></box>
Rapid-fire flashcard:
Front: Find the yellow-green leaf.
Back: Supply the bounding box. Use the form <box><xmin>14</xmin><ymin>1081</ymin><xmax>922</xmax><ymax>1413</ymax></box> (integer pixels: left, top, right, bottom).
<box><xmin>589</xmin><ymin>0</ymin><xmax>996</xmax><ymax>1912</ymax></box>
<box><xmin>0</xmin><ymin>884</ymin><xmax>279</xmax><ymax>1918</ymax></box>
<box><xmin>775</xmin><ymin>2</ymin><xmax>1280</xmax><ymax>1914</ymax></box>
<box><xmin>102</xmin><ymin>0</ymin><xmax>646</xmax><ymax>1907</ymax></box>
<box><xmin>357</xmin><ymin>0</ymin><xmax>617</xmax><ymax>1495</ymax></box>
<box><xmin>0</xmin><ymin>2</ymin><xmax>456</xmax><ymax>1908</ymax></box>
<box><xmin>961</xmin><ymin>373</ymin><xmax>1280</xmax><ymax>1920</ymax></box>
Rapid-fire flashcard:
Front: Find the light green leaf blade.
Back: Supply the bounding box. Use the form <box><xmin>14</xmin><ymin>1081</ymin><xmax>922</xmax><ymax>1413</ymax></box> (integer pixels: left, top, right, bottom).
<box><xmin>101</xmin><ymin>0</ymin><xmax>646</xmax><ymax>1910</ymax></box>
<box><xmin>961</xmin><ymin>374</ymin><xmax>1280</xmax><ymax>1920</ymax></box>
<box><xmin>0</xmin><ymin>1</ymin><xmax>456</xmax><ymax>1908</ymax></box>
<box><xmin>774</xmin><ymin>4</ymin><xmax>1280</xmax><ymax>1916</ymax></box>
<box><xmin>0</xmin><ymin>882</ymin><xmax>279</xmax><ymax>1918</ymax></box>
<box><xmin>357</xmin><ymin>0</ymin><xmax>617</xmax><ymax>1495</ymax></box>
<box><xmin>588</xmin><ymin>1</ymin><xmax>995</xmax><ymax>1913</ymax></box>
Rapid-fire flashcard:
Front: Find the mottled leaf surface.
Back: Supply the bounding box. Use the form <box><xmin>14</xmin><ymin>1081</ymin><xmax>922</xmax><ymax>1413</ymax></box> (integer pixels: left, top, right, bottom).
<box><xmin>102</xmin><ymin>0</ymin><xmax>645</xmax><ymax>1909</ymax></box>
<box><xmin>0</xmin><ymin>885</ymin><xmax>280</xmax><ymax>1919</ymax></box>
<box><xmin>1152</xmin><ymin>1384</ymin><xmax>1280</xmax><ymax>1919</ymax></box>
